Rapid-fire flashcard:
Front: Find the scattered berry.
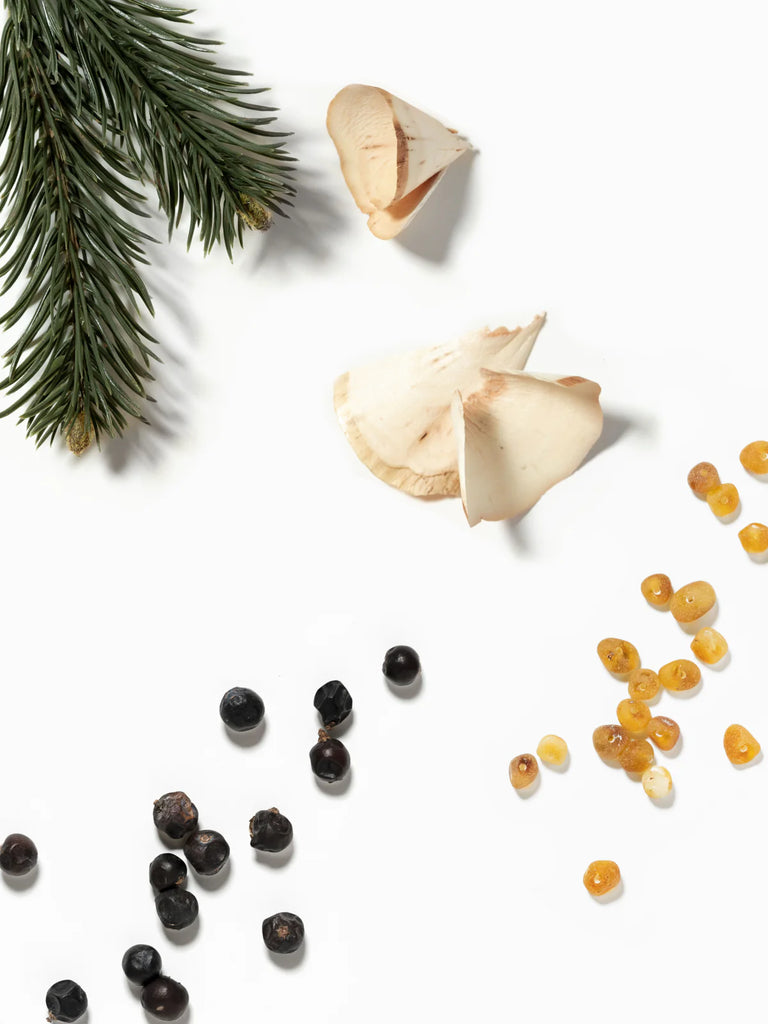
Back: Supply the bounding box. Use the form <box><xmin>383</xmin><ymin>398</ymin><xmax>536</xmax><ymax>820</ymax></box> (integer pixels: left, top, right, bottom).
<box><xmin>122</xmin><ymin>945</ymin><xmax>162</xmax><ymax>986</ymax></box>
<box><xmin>706</xmin><ymin>482</ymin><xmax>740</xmax><ymax>517</ymax></box>
<box><xmin>155</xmin><ymin>889</ymin><xmax>199</xmax><ymax>930</ymax></box>
<box><xmin>738</xmin><ymin>522</ymin><xmax>768</xmax><ymax>554</ymax></box>
<box><xmin>617</xmin><ymin>698</ymin><xmax>651</xmax><ymax>735</ymax></box>
<box><xmin>249</xmin><ymin>808</ymin><xmax>293</xmax><ymax>852</ymax></box>
<box><xmin>669</xmin><ymin>581</ymin><xmax>716</xmax><ymax>623</ymax></box>
<box><xmin>262</xmin><ymin>911</ymin><xmax>305</xmax><ymax>954</ymax></box>
<box><xmin>219</xmin><ymin>686</ymin><xmax>265</xmax><ymax>732</ymax></box>
<box><xmin>184</xmin><ymin>830</ymin><xmax>230</xmax><ymax>876</ymax></box>
<box><xmin>627</xmin><ymin>667</ymin><xmax>661</xmax><ymax>702</ymax></box>
<box><xmin>640</xmin><ymin>573</ymin><xmax>673</xmax><ymax>607</ymax></box>
<box><xmin>0</xmin><ymin>832</ymin><xmax>38</xmax><ymax>875</ymax></box>
<box><xmin>739</xmin><ymin>440</ymin><xmax>768</xmax><ymax>475</ymax></box>
<box><xmin>596</xmin><ymin>637</ymin><xmax>640</xmax><ymax>675</ymax></box>
<box><xmin>659</xmin><ymin>658</ymin><xmax>701</xmax><ymax>692</ymax></box>
<box><xmin>687</xmin><ymin>461</ymin><xmax>720</xmax><ymax>496</ymax></box>
<box><xmin>723</xmin><ymin>724</ymin><xmax>761</xmax><ymax>765</ymax></box>
<box><xmin>617</xmin><ymin>738</ymin><xmax>655</xmax><ymax>773</ymax></box>
<box><xmin>592</xmin><ymin>724</ymin><xmax>630</xmax><ymax>762</ymax></box>
<box><xmin>141</xmin><ymin>976</ymin><xmax>190</xmax><ymax>1021</ymax></box>
<box><xmin>647</xmin><ymin>715</ymin><xmax>681</xmax><ymax>751</ymax></box>
<box><xmin>690</xmin><ymin>627</ymin><xmax>728</xmax><ymax>664</ymax></box>
<box><xmin>309</xmin><ymin>730</ymin><xmax>351</xmax><ymax>782</ymax></box>
<box><xmin>313</xmin><ymin>680</ymin><xmax>353</xmax><ymax>728</ymax></box>
<box><xmin>536</xmin><ymin>735</ymin><xmax>568</xmax><ymax>766</ymax></box>
<box><xmin>153</xmin><ymin>792</ymin><xmax>199</xmax><ymax>841</ymax></box>
<box><xmin>149</xmin><ymin>853</ymin><xmax>187</xmax><ymax>892</ymax></box>
<box><xmin>382</xmin><ymin>645</ymin><xmax>421</xmax><ymax>685</ymax></box>
<box><xmin>508</xmin><ymin>753</ymin><xmax>539</xmax><ymax>789</ymax></box>
<box><xmin>642</xmin><ymin>765</ymin><xmax>673</xmax><ymax>799</ymax></box>
<box><xmin>45</xmin><ymin>981</ymin><xmax>88</xmax><ymax>1023</ymax></box>
<box><xmin>583</xmin><ymin>860</ymin><xmax>621</xmax><ymax>897</ymax></box>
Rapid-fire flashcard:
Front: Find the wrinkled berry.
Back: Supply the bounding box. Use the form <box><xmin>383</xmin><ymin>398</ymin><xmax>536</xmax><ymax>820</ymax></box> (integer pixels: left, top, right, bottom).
<box><xmin>382</xmin><ymin>645</ymin><xmax>421</xmax><ymax>685</ymax></box>
<box><xmin>0</xmin><ymin>832</ymin><xmax>38</xmax><ymax>875</ymax></box>
<box><xmin>45</xmin><ymin>980</ymin><xmax>88</xmax><ymax>1022</ymax></box>
<box><xmin>184</xmin><ymin>829</ymin><xmax>230</xmax><ymax>875</ymax></box>
<box><xmin>313</xmin><ymin>680</ymin><xmax>353</xmax><ymax>728</ymax></box>
<box><xmin>153</xmin><ymin>792</ymin><xmax>199</xmax><ymax>841</ymax></box>
<box><xmin>155</xmin><ymin>889</ymin><xmax>199</xmax><ymax>930</ymax></box>
<box><xmin>141</xmin><ymin>976</ymin><xmax>189</xmax><ymax>1021</ymax></box>
<box><xmin>262</xmin><ymin>911</ymin><xmax>305</xmax><ymax>954</ymax></box>
<box><xmin>149</xmin><ymin>853</ymin><xmax>187</xmax><ymax>892</ymax></box>
<box><xmin>122</xmin><ymin>944</ymin><xmax>162</xmax><ymax>986</ymax></box>
<box><xmin>219</xmin><ymin>686</ymin><xmax>265</xmax><ymax>731</ymax></box>
<box><xmin>249</xmin><ymin>808</ymin><xmax>293</xmax><ymax>852</ymax></box>
<box><xmin>309</xmin><ymin>730</ymin><xmax>350</xmax><ymax>782</ymax></box>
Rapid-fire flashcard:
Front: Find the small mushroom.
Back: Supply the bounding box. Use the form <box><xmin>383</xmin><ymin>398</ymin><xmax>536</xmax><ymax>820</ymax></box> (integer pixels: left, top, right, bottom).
<box><xmin>326</xmin><ymin>84</ymin><xmax>471</xmax><ymax>239</ymax></box>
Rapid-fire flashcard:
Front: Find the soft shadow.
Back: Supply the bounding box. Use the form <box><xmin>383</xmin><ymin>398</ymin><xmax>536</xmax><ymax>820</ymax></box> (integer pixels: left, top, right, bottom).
<box><xmin>733</xmin><ymin>750</ymin><xmax>763</xmax><ymax>771</ymax></box>
<box><xmin>590</xmin><ymin>879</ymin><xmax>624</xmax><ymax>904</ymax></box>
<box><xmin>223</xmin><ymin>718</ymin><xmax>267</xmax><ymax>748</ymax></box>
<box><xmin>650</xmin><ymin>788</ymin><xmax>676</xmax><ymax>809</ymax></box>
<box><xmin>313</xmin><ymin>770</ymin><xmax>352</xmax><ymax>797</ymax></box>
<box><xmin>144</xmin><ymin>1007</ymin><xmax>191</xmax><ymax>1024</ymax></box>
<box><xmin>194</xmin><ymin>858</ymin><xmax>232</xmax><ymax>891</ymax></box>
<box><xmin>663</xmin><ymin>735</ymin><xmax>684</xmax><ymax>759</ymax></box>
<box><xmin>396</xmin><ymin>151</ymin><xmax>475</xmax><ymax>263</ymax></box>
<box><xmin>541</xmin><ymin>752</ymin><xmax>570</xmax><ymax>774</ymax></box>
<box><xmin>503</xmin><ymin>506</ymin><xmax>534</xmax><ymax>554</ymax></box>
<box><xmin>2</xmin><ymin>863</ymin><xmax>39</xmax><ymax>891</ymax></box>
<box><xmin>385</xmin><ymin>673</ymin><xmax>423</xmax><ymax>699</ymax></box>
<box><xmin>746</xmin><ymin>548</ymin><xmax>768</xmax><ymax>564</ymax></box>
<box><xmin>254</xmin><ymin>843</ymin><xmax>295</xmax><ymax>868</ymax></box>
<box><xmin>514</xmin><ymin>773</ymin><xmax>542</xmax><ymax>799</ymax></box>
<box><xmin>676</xmin><ymin>603</ymin><xmax>718</xmax><ymax>635</ymax></box>
<box><xmin>268</xmin><ymin>941</ymin><xmax>307</xmax><ymax>970</ymax></box>
<box><xmin>163</xmin><ymin>916</ymin><xmax>201</xmax><ymax>946</ymax></box>
<box><xmin>665</xmin><ymin>680</ymin><xmax>703</xmax><ymax>700</ymax></box>
<box><xmin>582</xmin><ymin>411</ymin><xmax>639</xmax><ymax>466</ymax></box>
<box><xmin>702</xmin><ymin>649</ymin><xmax>731</xmax><ymax>673</ymax></box>
<box><xmin>713</xmin><ymin>505</ymin><xmax>741</xmax><ymax>525</ymax></box>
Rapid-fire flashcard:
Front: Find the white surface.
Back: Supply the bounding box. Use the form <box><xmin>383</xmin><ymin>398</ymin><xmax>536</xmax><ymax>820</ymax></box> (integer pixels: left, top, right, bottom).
<box><xmin>1</xmin><ymin>0</ymin><xmax>767</xmax><ymax>1020</ymax></box>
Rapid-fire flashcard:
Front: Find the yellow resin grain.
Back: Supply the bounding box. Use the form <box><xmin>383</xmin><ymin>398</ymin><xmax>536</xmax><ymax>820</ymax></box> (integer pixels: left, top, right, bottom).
<box><xmin>627</xmin><ymin>668</ymin><xmax>661</xmax><ymax>702</ymax></box>
<box><xmin>642</xmin><ymin>765</ymin><xmax>673</xmax><ymax>799</ymax></box>
<box><xmin>592</xmin><ymin>724</ymin><xmax>631</xmax><ymax>762</ymax></box>
<box><xmin>723</xmin><ymin>724</ymin><xmax>761</xmax><ymax>765</ymax></box>
<box><xmin>706</xmin><ymin>482</ymin><xmax>740</xmax><ymax>518</ymax></box>
<box><xmin>690</xmin><ymin>627</ymin><xmax>728</xmax><ymax>665</ymax></box>
<box><xmin>659</xmin><ymin>658</ymin><xmax>701</xmax><ymax>692</ymax></box>
<box><xmin>509</xmin><ymin>753</ymin><xmax>539</xmax><ymax>789</ymax></box>
<box><xmin>597</xmin><ymin>637</ymin><xmax>641</xmax><ymax>675</ymax></box>
<box><xmin>617</xmin><ymin>738</ymin><xmax>655</xmax><ymax>773</ymax></box>
<box><xmin>738</xmin><ymin>523</ymin><xmax>768</xmax><ymax>554</ymax></box>
<box><xmin>669</xmin><ymin>581</ymin><xmax>716</xmax><ymax>623</ymax></box>
<box><xmin>687</xmin><ymin>462</ymin><xmax>721</xmax><ymax>496</ymax></box>
<box><xmin>739</xmin><ymin>440</ymin><xmax>768</xmax><ymax>475</ymax></box>
<box><xmin>536</xmin><ymin>735</ymin><xmax>569</xmax><ymax>767</ymax></box>
<box><xmin>648</xmin><ymin>715</ymin><xmax>681</xmax><ymax>752</ymax></box>
<box><xmin>583</xmin><ymin>860</ymin><xmax>621</xmax><ymax>897</ymax></box>
<box><xmin>640</xmin><ymin>573</ymin><xmax>673</xmax><ymax>608</ymax></box>
<box><xmin>616</xmin><ymin>698</ymin><xmax>651</xmax><ymax>736</ymax></box>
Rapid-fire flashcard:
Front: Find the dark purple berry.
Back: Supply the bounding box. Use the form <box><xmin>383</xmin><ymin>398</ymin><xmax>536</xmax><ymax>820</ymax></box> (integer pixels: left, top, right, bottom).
<box><xmin>309</xmin><ymin>730</ymin><xmax>350</xmax><ymax>782</ymax></box>
<box><xmin>153</xmin><ymin>792</ymin><xmax>199</xmax><ymax>841</ymax></box>
<box><xmin>249</xmin><ymin>808</ymin><xmax>293</xmax><ymax>852</ymax></box>
<box><xmin>122</xmin><ymin>944</ymin><xmax>162</xmax><ymax>985</ymax></box>
<box><xmin>141</xmin><ymin>976</ymin><xmax>189</xmax><ymax>1021</ymax></box>
<box><xmin>184</xmin><ymin>829</ymin><xmax>230</xmax><ymax>876</ymax></box>
<box><xmin>0</xmin><ymin>832</ymin><xmax>37</xmax><ymax>875</ymax></box>
<box><xmin>382</xmin><ymin>645</ymin><xmax>421</xmax><ymax>685</ymax></box>
<box><xmin>219</xmin><ymin>686</ymin><xmax>265</xmax><ymax>731</ymax></box>
<box><xmin>262</xmin><ymin>911</ymin><xmax>305</xmax><ymax>954</ymax></box>
<box><xmin>313</xmin><ymin>680</ymin><xmax>353</xmax><ymax>728</ymax></box>
<box><xmin>45</xmin><ymin>980</ymin><xmax>88</xmax><ymax>1022</ymax></box>
<box><xmin>149</xmin><ymin>853</ymin><xmax>187</xmax><ymax>891</ymax></box>
<box><xmin>155</xmin><ymin>888</ymin><xmax>199</xmax><ymax>930</ymax></box>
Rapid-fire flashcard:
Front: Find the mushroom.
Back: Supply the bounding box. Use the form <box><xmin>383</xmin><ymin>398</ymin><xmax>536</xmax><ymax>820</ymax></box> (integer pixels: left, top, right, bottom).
<box><xmin>326</xmin><ymin>84</ymin><xmax>471</xmax><ymax>239</ymax></box>
<box><xmin>333</xmin><ymin>316</ymin><xmax>546</xmax><ymax>497</ymax></box>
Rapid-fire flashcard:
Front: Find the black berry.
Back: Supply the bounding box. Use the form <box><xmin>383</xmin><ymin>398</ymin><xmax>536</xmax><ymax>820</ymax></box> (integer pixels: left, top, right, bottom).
<box><xmin>0</xmin><ymin>832</ymin><xmax>38</xmax><ymax>875</ymax></box>
<box><xmin>382</xmin><ymin>645</ymin><xmax>421</xmax><ymax>685</ymax></box>
<box><xmin>219</xmin><ymin>686</ymin><xmax>265</xmax><ymax>731</ymax></box>
<box><xmin>313</xmin><ymin>680</ymin><xmax>353</xmax><ymax>728</ymax></box>
<box><xmin>155</xmin><ymin>888</ymin><xmax>199</xmax><ymax>930</ymax></box>
<box><xmin>184</xmin><ymin>829</ymin><xmax>230</xmax><ymax>876</ymax></box>
<box><xmin>249</xmin><ymin>808</ymin><xmax>293</xmax><ymax>852</ymax></box>
<box><xmin>309</xmin><ymin>730</ymin><xmax>350</xmax><ymax>782</ymax></box>
<box><xmin>141</xmin><ymin>976</ymin><xmax>189</xmax><ymax>1021</ymax></box>
<box><xmin>262</xmin><ymin>911</ymin><xmax>305</xmax><ymax>954</ymax></box>
<box><xmin>45</xmin><ymin>980</ymin><xmax>88</xmax><ymax>1023</ymax></box>
<box><xmin>153</xmin><ymin>792</ymin><xmax>199</xmax><ymax>841</ymax></box>
<box><xmin>149</xmin><ymin>852</ymin><xmax>187</xmax><ymax>891</ymax></box>
<box><xmin>122</xmin><ymin>944</ymin><xmax>162</xmax><ymax>986</ymax></box>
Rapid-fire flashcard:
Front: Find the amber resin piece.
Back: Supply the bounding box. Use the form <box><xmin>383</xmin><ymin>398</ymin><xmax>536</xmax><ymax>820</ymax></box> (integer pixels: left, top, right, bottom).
<box><xmin>617</xmin><ymin>738</ymin><xmax>655</xmax><ymax>773</ymax></box>
<box><xmin>640</xmin><ymin>573</ymin><xmax>673</xmax><ymax>608</ymax></box>
<box><xmin>739</xmin><ymin>440</ymin><xmax>768</xmax><ymax>475</ymax></box>
<box><xmin>706</xmin><ymin>482</ymin><xmax>740</xmax><ymax>518</ymax></box>
<box><xmin>723</xmin><ymin>724</ymin><xmax>761</xmax><ymax>765</ymax></box>
<box><xmin>627</xmin><ymin>667</ymin><xmax>661</xmax><ymax>702</ymax></box>
<box><xmin>738</xmin><ymin>523</ymin><xmax>768</xmax><ymax>554</ymax></box>
<box><xmin>592</xmin><ymin>724</ymin><xmax>630</xmax><ymax>762</ymax></box>
<box><xmin>659</xmin><ymin>658</ymin><xmax>701</xmax><ymax>692</ymax></box>
<box><xmin>616</xmin><ymin>698</ymin><xmax>651</xmax><ymax>735</ymax></box>
<box><xmin>509</xmin><ymin>753</ymin><xmax>539</xmax><ymax>789</ymax></box>
<box><xmin>669</xmin><ymin>581</ymin><xmax>716</xmax><ymax>623</ymax></box>
<box><xmin>536</xmin><ymin>734</ymin><xmax>568</xmax><ymax>766</ymax></box>
<box><xmin>597</xmin><ymin>637</ymin><xmax>640</xmax><ymax>675</ymax></box>
<box><xmin>648</xmin><ymin>715</ymin><xmax>681</xmax><ymax>752</ymax></box>
<box><xmin>583</xmin><ymin>860</ymin><xmax>621</xmax><ymax>897</ymax></box>
<box><xmin>687</xmin><ymin>462</ymin><xmax>720</xmax><ymax>496</ymax></box>
<box><xmin>690</xmin><ymin>627</ymin><xmax>728</xmax><ymax>665</ymax></box>
<box><xmin>642</xmin><ymin>765</ymin><xmax>673</xmax><ymax>799</ymax></box>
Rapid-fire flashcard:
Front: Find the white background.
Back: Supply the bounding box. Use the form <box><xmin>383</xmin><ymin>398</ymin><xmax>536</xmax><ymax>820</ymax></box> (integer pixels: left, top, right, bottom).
<box><xmin>1</xmin><ymin>0</ymin><xmax>767</xmax><ymax>1020</ymax></box>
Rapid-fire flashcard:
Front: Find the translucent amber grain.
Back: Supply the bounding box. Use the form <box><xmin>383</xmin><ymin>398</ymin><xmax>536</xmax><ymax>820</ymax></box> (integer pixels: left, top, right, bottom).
<box><xmin>687</xmin><ymin>462</ymin><xmax>720</xmax><ymax>496</ymax></box>
<box><xmin>592</xmin><ymin>724</ymin><xmax>630</xmax><ymax>762</ymax></box>
<box><xmin>659</xmin><ymin>658</ymin><xmax>701</xmax><ymax>692</ymax></box>
<box><xmin>616</xmin><ymin>699</ymin><xmax>651</xmax><ymax>735</ymax></box>
<box><xmin>723</xmin><ymin>724</ymin><xmax>761</xmax><ymax>765</ymax></box>
<box><xmin>640</xmin><ymin>573</ymin><xmax>673</xmax><ymax>608</ymax></box>
<box><xmin>536</xmin><ymin>735</ymin><xmax>568</xmax><ymax>766</ymax></box>
<box><xmin>690</xmin><ymin>627</ymin><xmax>728</xmax><ymax>665</ymax></box>
<box><xmin>739</xmin><ymin>440</ymin><xmax>768</xmax><ymax>475</ymax></box>
<box><xmin>642</xmin><ymin>765</ymin><xmax>673</xmax><ymax>799</ymax></box>
<box><xmin>617</xmin><ymin>738</ymin><xmax>655</xmax><ymax>773</ymax></box>
<box><xmin>509</xmin><ymin>753</ymin><xmax>539</xmax><ymax>789</ymax></box>
<box><xmin>597</xmin><ymin>637</ymin><xmax>641</xmax><ymax>675</ymax></box>
<box><xmin>583</xmin><ymin>860</ymin><xmax>621</xmax><ymax>897</ymax></box>
<box><xmin>627</xmin><ymin>668</ymin><xmax>661</xmax><ymax>702</ymax></box>
<box><xmin>738</xmin><ymin>523</ymin><xmax>768</xmax><ymax>554</ymax></box>
<box><xmin>669</xmin><ymin>581</ymin><xmax>716</xmax><ymax>623</ymax></box>
<box><xmin>648</xmin><ymin>715</ymin><xmax>681</xmax><ymax>751</ymax></box>
<box><xmin>706</xmin><ymin>483</ymin><xmax>740</xmax><ymax>518</ymax></box>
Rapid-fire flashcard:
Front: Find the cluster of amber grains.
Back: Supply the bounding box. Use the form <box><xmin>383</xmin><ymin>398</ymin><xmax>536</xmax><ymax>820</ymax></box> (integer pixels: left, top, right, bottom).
<box><xmin>687</xmin><ymin>461</ymin><xmax>740</xmax><ymax>518</ymax></box>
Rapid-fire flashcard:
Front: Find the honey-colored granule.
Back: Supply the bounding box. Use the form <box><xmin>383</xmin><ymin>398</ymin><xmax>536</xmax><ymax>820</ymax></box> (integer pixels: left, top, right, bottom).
<box><xmin>642</xmin><ymin>765</ymin><xmax>673</xmax><ymax>799</ymax></box>
<box><xmin>597</xmin><ymin>637</ymin><xmax>640</xmax><ymax>675</ymax></box>
<box><xmin>616</xmin><ymin>698</ymin><xmax>651</xmax><ymax>736</ymax></box>
<box><xmin>739</xmin><ymin>440</ymin><xmax>768</xmax><ymax>475</ymax></box>
<box><xmin>690</xmin><ymin>627</ymin><xmax>728</xmax><ymax>665</ymax></box>
<box><xmin>536</xmin><ymin>734</ymin><xmax>569</xmax><ymax>766</ymax></box>
<box><xmin>640</xmin><ymin>573</ymin><xmax>673</xmax><ymax>608</ymax></box>
<box><xmin>687</xmin><ymin>462</ymin><xmax>720</xmax><ymax>496</ymax></box>
<box><xmin>723</xmin><ymin>724</ymin><xmax>761</xmax><ymax>765</ymax></box>
<box><xmin>508</xmin><ymin>753</ymin><xmax>539</xmax><ymax>789</ymax></box>
<box><xmin>648</xmin><ymin>715</ymin><xmax>681</xmax><ymax>752</ymax></box>
<box><xmin>659</xmin><ymin>658</ymin><xmax>701</xmax><ymax>692</ymax></box>
<box><xmin>592</xmin><ymin>724</ymin><xmax>630</xmax><ymax>762</ymax></box>
<box><xmin>738</xmin><ymin>523</ymin><xmax>768</xmax><ymax>554</ymax></box>
<box><xmin>669</xmin><ymin>581</ymin><xmax>716</xmax><ymax>623</ymax></box>
<box><xmin>617</xmin><ymin>737</ymin><xmax>655</xmax><ymax>773</ymax></box>
<box><xmin>627</xmin><ymin>667</ymin><xmax>661</xmax><ymax>702</ymax></box>
<box><xmin>583</xmin><ymin>860</ymin><xmax>621</xmax><ymax>897</ymax></box>
<box><xmin>706</xmin><ymin>482</ymin><xmax>740</xmax><ymax>518</ymax></box>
